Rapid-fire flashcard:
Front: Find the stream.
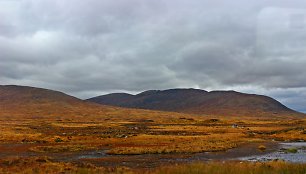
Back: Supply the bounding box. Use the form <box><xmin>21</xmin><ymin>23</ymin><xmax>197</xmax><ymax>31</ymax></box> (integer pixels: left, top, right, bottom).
<box><xmin>0</xmin><ymin>142</ymin><xmax>305</xmax><ymax>168</ymax></box>
<box><xmin>238</xmin><ymin>142</ymin><xmax>306</xmax><ymax>163</ymax></box>
<box><xmin>73</xmin><ymin>142</ymin><xmax>306</xmax><ymax>168</ymax></box>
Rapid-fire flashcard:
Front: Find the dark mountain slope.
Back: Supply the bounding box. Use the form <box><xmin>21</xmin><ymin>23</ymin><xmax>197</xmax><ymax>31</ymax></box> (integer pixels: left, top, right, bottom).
<box><xmin>89</xmin><ymin>93</ymin><xmax>135</xmax><ymax>107</ymax></box>
<box><xmin>87</xmin><ymin>88</ymin><xmax>305</xmax><ymax>118</ymax></box>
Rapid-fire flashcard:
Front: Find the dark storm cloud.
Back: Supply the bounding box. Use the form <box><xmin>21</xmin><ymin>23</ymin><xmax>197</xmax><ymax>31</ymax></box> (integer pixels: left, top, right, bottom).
<box><xmin>1</xmin><ymin>0</ymin><xmax>306</xmax><ymax>112</ymax></box>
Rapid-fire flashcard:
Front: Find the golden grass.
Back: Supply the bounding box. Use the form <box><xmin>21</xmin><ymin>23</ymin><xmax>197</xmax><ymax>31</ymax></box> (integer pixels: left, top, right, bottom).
<box><xmin>29</xmin><ymin>144</ymin><xmax>96</xmax><ymax>153</ymax></box>
<box><xmin>0</xmin><ymin>114</ymin><xmax>304</xmax><ymax>174</ymax></box>
<box><xmin>0</xmin><ymin>158</ymin><xmax>305</xmax><ymax>174</ymax></box>
<box><xmin>258</xmin><ymin>145</ymin><xmax>266</xmax><ymax>151</ymax></box>
<box><xmin>0</xmin><ymin>116</ymin><xmax>304</xmax><ymax>155</ymax></box>
<box><xmin>149</xmin><ymin>161</ymin><xmax>306</xmax><ymax>174</ymax></box>
<box><xmin>0</xmin><ymin>157</ymin><xmax>118</xmax><ymax>174</ymax></box>
<box><xmin>107</xmin><ymin>134</ymin><xmax>244</xmax><ymax>155</ymax></box>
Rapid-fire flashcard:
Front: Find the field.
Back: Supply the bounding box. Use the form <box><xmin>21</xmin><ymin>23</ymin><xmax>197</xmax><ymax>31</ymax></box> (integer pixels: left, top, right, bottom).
<box><xmin>1</xmin><ymin>159</ymin><xmax>306</xmax><ymax>174</ymax></box>
<box><xmin>0</xmin><ymin>108</ymin><xmax>305</xmax><ymax>173</ymax></box>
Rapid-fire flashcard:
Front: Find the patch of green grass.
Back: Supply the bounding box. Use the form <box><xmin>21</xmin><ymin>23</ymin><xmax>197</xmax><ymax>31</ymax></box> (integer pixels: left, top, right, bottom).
<box><xmin>286</xmin><ymin>148</ymin><xmax>298</xmax><ymax>153</ymax></box>
<box><xmin>54</xmin><ymin>137</ymin><xmax>63</xmax><ymax>142</ymax></box>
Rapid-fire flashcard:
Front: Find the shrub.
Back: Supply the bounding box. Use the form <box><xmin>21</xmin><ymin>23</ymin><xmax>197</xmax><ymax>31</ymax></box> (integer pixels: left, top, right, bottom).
<box><xmin>258</xmin><ymin>145</ymin><xmax>266</xmax><ymax>151</ymax></box>
<box><xmin>54</xmin><ymin>137</ymin><xmax>63</xmax><ymax>143</ymax></box>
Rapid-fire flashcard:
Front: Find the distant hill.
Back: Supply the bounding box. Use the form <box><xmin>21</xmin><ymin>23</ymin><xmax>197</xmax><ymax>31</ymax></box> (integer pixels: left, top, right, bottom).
<box><xmin>87</xmin><ymin>88</ymin><xmax>305</xmax><ymax>118</ymax></box>
<box><xmin>0</xmin><ymin>85</ymin><xmax>112</xmax><ymax>119</ymax></box>
<box><xmin>1</xmin><ymin>85</ymin><xmax>304</xmax><ymax>119</ymax></box>
<box><xmin>0</xmin><ymin>85</ymin><xmax>194</xmax><ymax>121</ymax></box>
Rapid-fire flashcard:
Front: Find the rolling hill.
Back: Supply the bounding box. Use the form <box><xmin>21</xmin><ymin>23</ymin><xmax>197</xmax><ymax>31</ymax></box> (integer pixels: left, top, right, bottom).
<box><xmin>0</xmin><ymin>85</ymin><xmax>114</xmax><ymax>119</ymax></box>
<box><xmin>87</xmin><ymin>88</ymin><xmax>305</xmax><ymax>118</ymax></box>
<box><xmin>1</xmin><ymin>85</ymin><xmax>304</xmax><ymax>119</ymax></box>
<box><xmin>0</xmin><ymin>85</ymin><xmax>190</xmax><ymax>121</ymax></box>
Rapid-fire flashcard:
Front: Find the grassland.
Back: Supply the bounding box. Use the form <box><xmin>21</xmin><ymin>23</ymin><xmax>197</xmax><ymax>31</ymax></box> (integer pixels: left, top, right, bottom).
<box><xmin>0</xmin><ymin>96</ymin><xmax>306</xmax><ymax>174</ymax></box>
<box><xmin>1</xmin><ymin>116</ymin><xmax>305</xmax><ymax>154</ymax></box>
<box><xmin>1</xmin><ymin>83</ymin><xmax>306</xmax><ymax>174</ymax></box>
<box><xmin>1</xmin><ymin>158</ymin><xmax>305</xmax><ymax>174</ymax></box>
<box><xmin>150</xmin><ymin>161</ymin><xmax>306</xmax><ymax>174</ymax></box>
<box><xmin>0</xmin><ymin>106</ymin><xmax>305</xmax><ymax>173</ymax></box>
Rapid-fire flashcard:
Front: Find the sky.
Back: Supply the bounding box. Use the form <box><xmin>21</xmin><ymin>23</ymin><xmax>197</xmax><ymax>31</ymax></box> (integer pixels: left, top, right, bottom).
<box><xmin>0</xmin><ymin>0</ymin><xmax>306</xmax><ymax>113</ymax></box>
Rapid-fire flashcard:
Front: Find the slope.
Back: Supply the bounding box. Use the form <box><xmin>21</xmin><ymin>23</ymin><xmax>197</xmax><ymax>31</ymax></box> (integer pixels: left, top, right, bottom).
<box><xmin>87</xmin><ymin>88</ymin><xmax>305</xmax><ymax>118</ymax></box>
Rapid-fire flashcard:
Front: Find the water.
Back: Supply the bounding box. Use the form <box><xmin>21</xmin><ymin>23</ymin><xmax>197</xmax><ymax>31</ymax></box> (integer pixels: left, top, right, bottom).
<box><xmin>77</xmin><ymin>150</ymin><xmax>106</xmax><ymax>159</ymax></box>
<box><xmin>239</xmin><ymin>142</ymin><xmax>306</xmax><ymax>163</ymax></box>
<box><xmin>1</xmin><ymin>142</ymin><xmax>304</xmax><ymax>169</ymax></box>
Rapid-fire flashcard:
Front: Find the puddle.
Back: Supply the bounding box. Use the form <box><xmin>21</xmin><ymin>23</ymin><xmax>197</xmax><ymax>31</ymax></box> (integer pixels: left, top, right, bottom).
<box><xmin>238</xmin><ymin>142</ymin><xmax>306</xmax><ymax>163</ymax></box>
<box><xmin>76</xmin><ymin>150</ymin><xmax>106</xmax><ymax>159</ymax></box>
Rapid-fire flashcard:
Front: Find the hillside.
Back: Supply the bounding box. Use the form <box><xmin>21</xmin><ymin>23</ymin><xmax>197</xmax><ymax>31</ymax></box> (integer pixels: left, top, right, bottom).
<box><xmin>1</xmin><ymin>85</ymin><xmax>304</xmax><ymax>119</ymax></box>
<box><xmin>0</xmin><ymin>85</ymin><xmax>191</xmax><ymax>121</ymax></box>
<box><xmin>87</xmin><ymin>88</ymin><xmax>305</xmax><ymax>118</ymax></box>
<box><xmin>0</xmin><ymin>85</ymin><xmax>116</xmax><ymax>119</ymax></box>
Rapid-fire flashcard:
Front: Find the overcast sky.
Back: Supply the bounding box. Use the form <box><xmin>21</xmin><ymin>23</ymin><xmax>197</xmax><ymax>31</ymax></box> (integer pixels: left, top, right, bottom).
<box><xmin>1</xmin><ymin>0</ymin><xmax>306</xmax><ymax>113</ymax></box>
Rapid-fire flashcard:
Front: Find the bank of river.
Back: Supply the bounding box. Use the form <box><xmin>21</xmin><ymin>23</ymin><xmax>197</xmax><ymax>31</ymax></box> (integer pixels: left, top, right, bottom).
<box><xmin>238</xmin><ymin>142</ymin><xmax>306</xmax><ymax>163</ymax></box>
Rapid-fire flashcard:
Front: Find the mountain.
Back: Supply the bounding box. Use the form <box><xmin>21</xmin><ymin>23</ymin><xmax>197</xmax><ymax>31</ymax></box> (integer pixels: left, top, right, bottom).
<box><xmin>0</xmin><ymin>85</ymin><xmax>193</xmax><ymax>121</ymax></box>
<box><xmin>1</xmin><ymin>85</ymin><xmax>303</xmax><ymax>119</ymax></box>
<box><xmin>0</xmin><ymin>85</ymin><xmax>112</xmax><ymax>119</ymax></box>
<box><xmin>87</xmin><ymin>88</ymin><xmax>305</xmax><ymax>118</ymax></box>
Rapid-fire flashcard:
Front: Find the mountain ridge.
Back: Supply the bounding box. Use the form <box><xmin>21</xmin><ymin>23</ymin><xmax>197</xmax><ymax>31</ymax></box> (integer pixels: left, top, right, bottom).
<box><xmin>1</xmin><ymin>85</ymin><xmax>304</xmax><ymax>119</ymax></box>
<box><xmin>0</xmin><ymin>85</ymin><xmax>206</xmax><ymax>122</ymax></box>
<box><xmin>87</xmin><ymin>88</ymin><xmax>305</xmax><ymax>118</ymax></box>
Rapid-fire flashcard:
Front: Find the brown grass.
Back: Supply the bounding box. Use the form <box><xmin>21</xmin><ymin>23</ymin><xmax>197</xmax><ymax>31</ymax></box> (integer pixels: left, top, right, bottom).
<box><xmin>0</xmin><ymin>111</ymin><xmax>305</xmax><ymax>172</ymax></box>
<box><xmin>0</xmin><ymin>158</ymin><xmax>305</xmax><ymax>174</ymax></box>
<box><xmin>149</xmin><ymin>161</ymin><xmax>306</xmax><ymax>174</ymax></box>
<box><xmin>0</xmin><ymin>117</ymin><xmax>305</xmax><ymax>156</ymax></box>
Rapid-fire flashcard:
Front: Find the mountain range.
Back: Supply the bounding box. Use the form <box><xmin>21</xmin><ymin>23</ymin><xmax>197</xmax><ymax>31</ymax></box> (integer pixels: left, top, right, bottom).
<box><xmin>87</xmin><ymin>88</ymin><xmax>304</xmax><ymax>118</ymax></box>
<box><xmin>0</xmin><ymin>85</ymin><xmax>305</xmax><ymax>119</ymax></box>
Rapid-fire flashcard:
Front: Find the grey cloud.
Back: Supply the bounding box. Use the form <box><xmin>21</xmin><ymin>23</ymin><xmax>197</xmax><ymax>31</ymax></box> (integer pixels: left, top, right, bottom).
<box><xmin>1</xmin><ymin>0</ymin><xmax>306</xmax><ymax>112</ymax></box>
<box><xmin>260</xmin><ymin>88</ymin><xmax>306</xmax><ymax>113</ymax></box>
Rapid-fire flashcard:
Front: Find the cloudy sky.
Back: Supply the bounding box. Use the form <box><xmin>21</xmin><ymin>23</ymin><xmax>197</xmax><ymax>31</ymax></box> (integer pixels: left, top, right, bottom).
<box><xmin>1</xmin><ymin>0</ymin><xmax>306</xmax><ymax>113</ymax></box>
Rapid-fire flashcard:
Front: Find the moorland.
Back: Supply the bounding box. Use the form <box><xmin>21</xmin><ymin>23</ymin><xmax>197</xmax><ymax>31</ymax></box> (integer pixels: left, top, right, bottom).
<box><xmin>0</xmin><ymin>85</ymin><xmax>305</xmax><ymax>174</ymax></box>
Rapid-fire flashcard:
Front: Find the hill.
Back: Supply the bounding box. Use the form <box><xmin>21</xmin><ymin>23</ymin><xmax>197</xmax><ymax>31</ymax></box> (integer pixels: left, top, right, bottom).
<box><xmin>0</xmin><ymin>85</ymin><xmax>191</xmax><ymax>121</ymax></box>
<box><xmin>87</xmin><ymin>88</ymin><xmax>305</xmax><ymax>118</ymax></box>
<box><xmin>0</xmin><ymin>85</ymin><xmax>116</xmax><ymax>119</ymax></box>
<box><xmin>1</xmin><ymin>85</ymin><xmax>304</xmax><ymax>119</ymax></box>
